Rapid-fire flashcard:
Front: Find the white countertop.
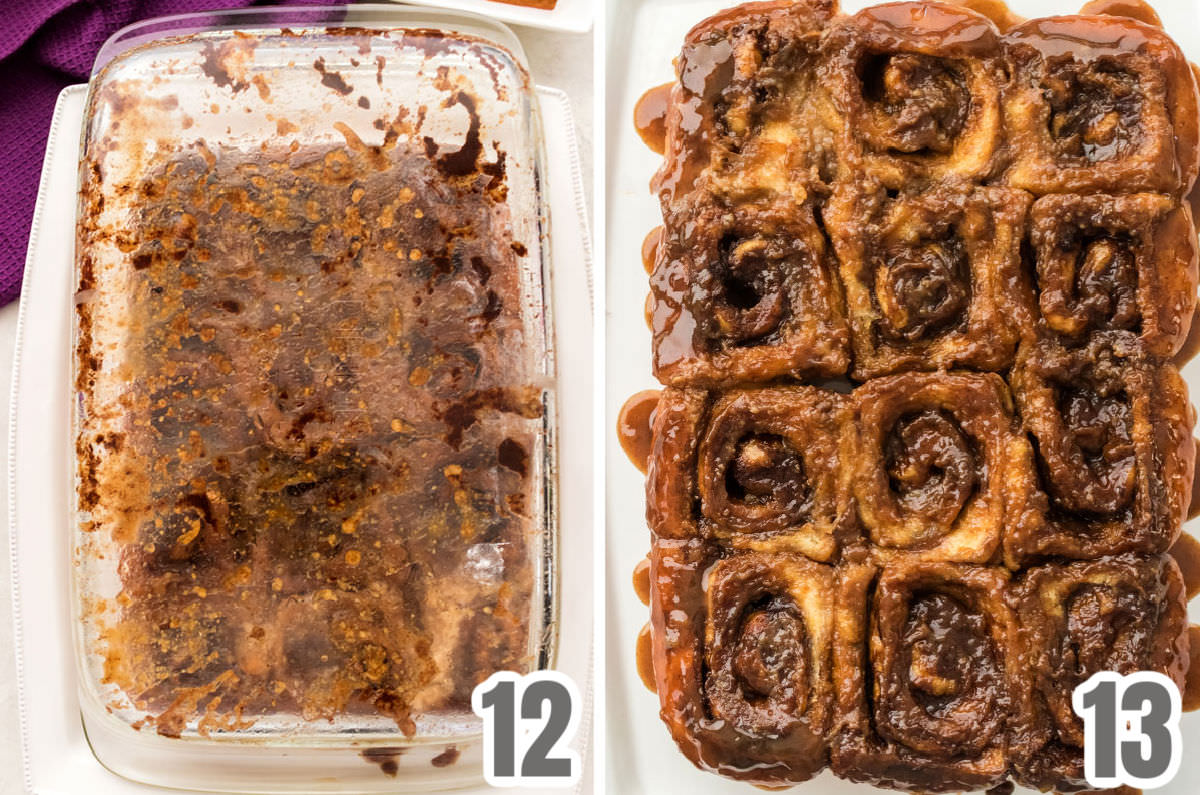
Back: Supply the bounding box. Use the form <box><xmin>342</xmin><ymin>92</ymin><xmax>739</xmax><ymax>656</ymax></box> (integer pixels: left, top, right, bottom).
<box><xmin>0</xmin><ymin>15</ymin><xmax>592</xmax><ymax>794</ymax></box>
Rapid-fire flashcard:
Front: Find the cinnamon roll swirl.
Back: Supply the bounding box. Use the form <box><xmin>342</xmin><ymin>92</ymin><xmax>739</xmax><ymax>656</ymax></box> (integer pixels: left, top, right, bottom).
<box><xmin>847</xmin><ymin>371</ymin><xmax>1038</xmax><ymax>563</ymax></box>
<box><xmin>1009</xmin><ymin>555</ymin><xmax>1189</xmax><ymax>792</ymax></box>
<box><xmin>1003</xmin><ymin>14</ymin><xmax>1200</xmax><ymax>197</ymax></box>
<box><xmin>1028</xmin><ymin>193</ymin><xmax>1198</xmax><ymax>358</ymax></box>
<box><xmin>822</xmin><ymin>1</ymin><xmax>1006</xmax><ymax>187</ymax></box>
<box><xmin>825</xmin><ymin>179</ymin><xmax>1030</xmax><ymax>379</ymax></box>
<box><xmin>650</xmin><ymin>539</ymin><xmax>836</xmax><ymax>785</ymax></box>
<box><xmin>832</xmin><ymin>560</ymin><xmax>1018</xmax><ymax>792</ymax></box>
<box><xmin>650</xmin><ymin>197</ymin><xmax>849</xmax><ymax>387</ymax></box>
<box><xmin>647</xmin><ymin>386</ymin><xmax>847</xmax><ymax>561</ymax></box>
<box><xmin>1005</xmin><ymin>333</ymin><xmax>1195</xmax><ymax>565</ymax></box>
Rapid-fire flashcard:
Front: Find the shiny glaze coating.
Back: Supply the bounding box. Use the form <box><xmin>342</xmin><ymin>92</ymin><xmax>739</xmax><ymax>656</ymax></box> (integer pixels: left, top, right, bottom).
<box><xmin>634</xmin><ymin>0</ymin><xmax>1200</xmax><ymax>791</ymax></box>
<box><xmin>1003</xmin><ymin>14</ymin><xmax>1200</xmax><ymax>196</ymax></box>
<box><xmin>640</xmin><ymin>0</ymin><xmax>1200</xmax><ymax>391</ymax></box>
<box><xmin>648</xmin><ymin>0</ymin><xmax>851</xmax><ymax>386</ymax></box>
<box><xmin>847</xmin><ymin>371</ymin><xmax>1037</xmax><ymax>563</ymax></box>
<box><xmin>832</xmin><ymin>561</ymin><xmax>1018</xmax><ymax>792</ymax></box>
<box><xmin>826</xmin><ymin>179</ymin><xmax>1031</xmax><ymax>378</ymax></box>
<box><xmin>1008</xmin><ymin>554</ymin><xmax>1188</xmax><ymax>791</ymax></box>
<box><xmin>650</xmin><ymin>539</ymin><xmax>835</xmax><ymax>785</ymax></box>
<box><xmin>651</xmin><ymin>196</ymin><xmax>850</xmax><ymax>386</ymax></box>
<box><xmin>1028</xmin><ymin>193</ymin><xmax>1199</xmax><ymax>357</ymax></box>
<box><xmin>647</xmin><ymin>386</ymin><xmax>848</xmax><ymax>561</ymax></box>
<box><xmin>822</xmin><ymin>2</ymin><xmax>1007</xmax><ymax>187</ymax></box>
<box><xmin>1006</xmin><ymin>332</ymin><xmax>1195</xmax><ymax>565</ymax></box>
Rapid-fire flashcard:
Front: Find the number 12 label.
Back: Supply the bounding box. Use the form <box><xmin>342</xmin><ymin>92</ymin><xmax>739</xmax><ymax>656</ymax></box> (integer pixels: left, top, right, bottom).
<box><xmin>1073</xmin><ymin>671</ymin><xmax>1182</xmax><ymax>791</ymax></box>
<box><xmin>472</xmin><ymin>671</ymin><xmax>582</xmax><ymax>788</ymax></box>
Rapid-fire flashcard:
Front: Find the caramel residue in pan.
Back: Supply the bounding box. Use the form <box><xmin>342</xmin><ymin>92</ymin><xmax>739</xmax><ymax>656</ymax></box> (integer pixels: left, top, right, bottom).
<box><xmin>423</xmin><ymin>91</ymin><xmax>487</xmax><ymax>179</ymax></box>
<box><xmin>1171</xmin><ymin>533</ymin><xmax>1200</xmax><ymax>600</ymax></box>
<box><xmin>78</xmin><ymin>102</ymin><xmax>539</xmax><ymax>736</ymax></box>
<box><xmin>361</xmin><ymin>747</ymin><xmax>405</xmax><ymax>778</ymax></box>
<box><xmin>431</xmin><ymin>746</ymin><xmax>461</xmax><ymax>767</ymax></box>
<box><xmin>489</xmin><ymin>0</ymin><xmax>558</xmax><ymax>10</ymax></box>
<box><xmin>200</xmin><ymin>38</ymin><xmax>253</xmax><ymax>94</ymax></box>
<box><xmin>635</xmin><ymin>82</ymin><xmax>673</xmax><ymax>155</ymax></box>
<box><xmin>636</xmin><ymin>623</ymin><xmax>657</xmax><ymax>693</ymax></box>
<box><xmin>314</xmin><ymin>57</ymin><xmax>353</xmax><ymax>95</ymax></box>
<box><xmin>618</xmin><ymin>390</ymin><xmax>662</xmax><ymax>474</ymax></box>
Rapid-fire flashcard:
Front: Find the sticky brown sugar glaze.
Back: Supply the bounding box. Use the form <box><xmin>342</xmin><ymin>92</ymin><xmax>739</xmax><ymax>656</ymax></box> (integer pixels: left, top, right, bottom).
<box><xmin>832</xmin><ymin>561</ymin><xmax>1017</xmax><ymax>792</ymax></box>
<box><xmin>634</xmin><ymin>0</ymin><xmax>1200</xmax><ymax>791</ymax></box>
<box><xmin>1002</xmin><ymin>13</ymin><xmax>1200</xmax><ymax>196</ymax></box>
<box><xmin>649</xmin><ymin>539</ymin><xmax>836</xmax><ymax>785</ymax></box>
<box><xmin>1009</xmin><ymin>555</ymin><xmax>1188</xmax><ymax>791</ymax></box>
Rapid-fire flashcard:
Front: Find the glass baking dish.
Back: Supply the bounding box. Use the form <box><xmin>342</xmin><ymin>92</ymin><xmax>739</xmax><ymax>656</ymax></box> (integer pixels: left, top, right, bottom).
<box><xmin>71</xmin><ymin>5</ymin><xmax>557</xmax><ymax>791</ymax></box>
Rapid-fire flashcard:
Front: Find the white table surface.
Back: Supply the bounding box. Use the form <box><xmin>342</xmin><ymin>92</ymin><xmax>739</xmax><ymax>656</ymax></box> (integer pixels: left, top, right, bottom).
<box><xmin>0</xmin><ymin>12</ymin><xmax>592</xmax><ymax>795</ymax></box>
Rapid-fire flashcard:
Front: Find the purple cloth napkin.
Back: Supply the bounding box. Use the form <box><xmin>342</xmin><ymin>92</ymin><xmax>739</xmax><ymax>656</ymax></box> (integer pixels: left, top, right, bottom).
<box><xmin>0</xmin><ymin>0</ymin><xmax>348</xmax><ymax>305</ymax></box>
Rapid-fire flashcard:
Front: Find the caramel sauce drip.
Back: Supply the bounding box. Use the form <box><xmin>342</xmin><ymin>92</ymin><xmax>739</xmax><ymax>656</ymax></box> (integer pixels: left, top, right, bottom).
<box><xmin>1190</xmin><ymin>438</ymin><xmax>1200</xmax><ymax>520</ymax></box>
<box><xmin>1190</xmin><ymin>174</ymin><xmax>1200</xmax><ymax>224</ymax></box>
<box><xmin>1078</xmin><ymin>0</ymin><xmax>1162</xmax><ymax>27</ymax></box>
<box><xmin>949</xmin><ymin>0</ymin><xmax>1025</xmax><ymax>32</ymax></box>
<box><xmin>488</xmin><ymin>0</ymin><xmax>557</xmax><ymax>9</ymax></box>
<box><xmin>635</xmin><ymin>83</ymin><xmax>673</xmax><ymax>155</ymax></box>
<box><xmin>1185</xmin><ymin>625</ymin><xmax>1200</xmax><ymax>711</ymax></box>
<box><xmin>636</xmin><ymin>623</ymin><xmax>657</xmax><ymax>693</ymax></box>
<box><xmin>618</xmin><ymin>390</ymin><xmax>662</xmax><ymax>474</ymax></box>
<box><xmin>642</xmin><ymin>226</ymin><xmax>663</xmax><ymax>274</ymax></box>
<box><xmin>1171</xmin><ymin>534</ymin><xmax>1200</xmax><ymax>601</ymax></box>
<box><xmin>1172</xmin><ymin>306</ymin><xmax>1200</xmax><ymax>366</ymax></box>
<box><xmin>1189</xmin><ymin>62</ymin><xmax>1200</xmax><ymax>217</ymax></box>
<box><xmin>633</xmin><ymin>558</ymin><xmax>651</xmax><ymax>606</ymax></box>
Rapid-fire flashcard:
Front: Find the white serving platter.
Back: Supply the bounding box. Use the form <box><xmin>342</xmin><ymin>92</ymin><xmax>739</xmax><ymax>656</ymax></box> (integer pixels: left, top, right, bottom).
<box><xmin>390</xmin><ymin>0</ymin><xmax>593</xmax><ymax>33</ymax></box>
<box><xmin>7</xmin><ymin>81</ymin><xmax>593</xmax><ymax>794</ymax></box>
<box><xmin>604</xmin><ymin>0</ymin><xmax>1200</xmax><ymax>792</ymax></box>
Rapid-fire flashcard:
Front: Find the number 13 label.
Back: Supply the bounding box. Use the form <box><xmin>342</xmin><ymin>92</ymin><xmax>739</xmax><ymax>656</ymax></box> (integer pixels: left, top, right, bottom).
<box><xmin>472</xmin><ymin>671</ymin><xmax>582</xmax><ymax>788</ymax></box>
<box><xmin>1073</xmin><ymin>671</ymin><xmax>1182</xmax><ymax>790</ymax></box>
